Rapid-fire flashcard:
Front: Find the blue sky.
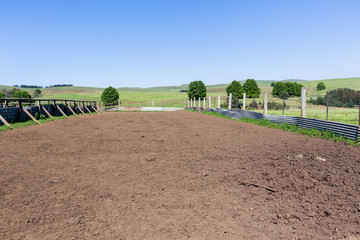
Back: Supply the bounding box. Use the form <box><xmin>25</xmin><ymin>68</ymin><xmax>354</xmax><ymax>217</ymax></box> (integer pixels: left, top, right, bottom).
<box><xmin>0</xmin><ymin>0</ymin><xmax>359</xmax><ymax>87</ymax></box>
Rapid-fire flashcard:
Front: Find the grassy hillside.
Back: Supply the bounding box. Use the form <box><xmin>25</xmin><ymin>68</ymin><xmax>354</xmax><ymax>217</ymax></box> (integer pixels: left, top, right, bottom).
<box><xmin>1</xmin><ymin>78</ymin><xmax>359</xmax><ymax>103</ymax></box>
<box><xmin>1</xmin><ymin>78</ymin><xmax>359</xmax><ymax>124</ymax></box>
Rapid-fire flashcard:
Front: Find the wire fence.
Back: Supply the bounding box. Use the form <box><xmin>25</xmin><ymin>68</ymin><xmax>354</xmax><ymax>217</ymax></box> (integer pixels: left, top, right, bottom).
<box><xmin>189</xmin><ymin>107</ymin><xmax>360</xmax><ymax>142</ymax></box>
<box><xmin>187</xmin><ymin>95</ymin><xmax>360</xmax><ymax>126</ymax></box>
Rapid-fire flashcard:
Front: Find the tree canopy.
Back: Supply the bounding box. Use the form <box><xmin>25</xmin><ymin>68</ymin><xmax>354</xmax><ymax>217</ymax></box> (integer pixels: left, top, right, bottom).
<box><xmin>272</xmin><ymin>82</ymin><xmax>303</xmax><ymax>97</ymax></box>
<box><xmin>34</xmin><ymin>89</ymin><xmax>42</xmax><ymax>97</ymax></box>
<box><xmin>187</xmin><ymin>80</ymin><xmax>207</xmax><ymax>99</ymax></box>
<box><xmin>101</xmin><ymin>86</ymin><xmax>119</xmax><ymax>106</ymax></box>
<box><xmin>0</xmin><ymin>92</ymin><xmax>5</xmax><ymax>98</ymax></box>
<box><xmin>13</xmin><ymin>90</ymin><xmax>31</xmax><ymax>98</ymax></box>
<box><xmin>316</xmin><ymin>82</ymin><xmax>326</xmax><ymax>91</ymax></box>
<box><xmin>226</xmin><ymin>80</ymin><xmax>244</xmax><ymax>98</ymax></box>
<box><xmin>243</xmin><ymin>79</ymin><xmax>260</xmax><ymax>98</ymax></box>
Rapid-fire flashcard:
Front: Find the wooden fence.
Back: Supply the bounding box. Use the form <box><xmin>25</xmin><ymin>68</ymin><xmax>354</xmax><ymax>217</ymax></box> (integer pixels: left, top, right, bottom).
<box><xmin>0</xmin><ymin>98</ymin><xmax>100</xmax><ymax>129</ymax></box>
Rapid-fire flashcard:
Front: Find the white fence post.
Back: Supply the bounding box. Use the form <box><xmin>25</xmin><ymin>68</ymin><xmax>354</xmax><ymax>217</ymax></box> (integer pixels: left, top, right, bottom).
<box><xmin>228</xmin><ymin>93</ymin><xmax>232</xmax><ymax>110</ymax></box>
<box><xmin>243</xmin><ymin>93</ymin><xmax>246</xmax><ymax>110</ymax></box>
<box><xmin>209</xmin><ymin>96</ymin><xmax>211</xmax><ymax>108</ymax></box>
<box><xmin>301</xmin><ymin>87</ymin><xmax>306</xmax><ymax>118</ymax></box>
<box><xmin>188</xmin><ymin>99</ymin><xmax>190</xmax><ymax>108</ymax></box>
<box><xmin>203</xmin><ymin>98</ymin><xmax>206</xmax><ymax>108</ymax></box>
<box><xmin>198</xmin><ymin>98</ymin><xmax>200</xmax><ymax>108</ymax></box>
<box><xmin>264</xmin><ymin>92</ymin><xmax>268</xmax><ymax>114</ymax></box>
<box><xmin>218</xmin><ymin>95</ymin><xmax>220</xmax><ymax>108</ymax></box>
<box><xmin>152</xmin><ymin>100</ymin><xmax>154</xmax><ymax>107</ymax></box>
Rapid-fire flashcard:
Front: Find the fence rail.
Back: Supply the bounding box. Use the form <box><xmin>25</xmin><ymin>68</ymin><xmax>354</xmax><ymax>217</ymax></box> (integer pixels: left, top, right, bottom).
<box><xmin>190</xmin><ymin>107</ymin><xmax>360</xmax><ymax>141</ymax></box>
<box><xmin>0</xmin><ymin>98</ymin><xmax>99</xmax><ymax>127</ymax></box>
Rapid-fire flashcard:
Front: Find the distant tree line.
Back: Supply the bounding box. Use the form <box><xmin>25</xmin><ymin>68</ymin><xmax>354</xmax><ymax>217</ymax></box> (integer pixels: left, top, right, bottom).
<box><xmin>13</xmin><ymin>84</ymin><xmax>43</xmax><ymax>88</ymax></box>
<box><xmin>45</xmin><ymin>84</ymin><xmax>73</xmax><ymax>88</ymax></box>
<box><xmin>11</xmin><ymin>84</ymin><xmax>73</xmax><ymax>88</ymax></box>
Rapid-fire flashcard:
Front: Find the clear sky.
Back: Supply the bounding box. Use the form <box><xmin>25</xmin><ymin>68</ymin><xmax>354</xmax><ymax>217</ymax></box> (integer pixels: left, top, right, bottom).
<box><xmin>1</xmin><ymin>0</ymin><xmax>359</xmax><ymax>88</ymax></box>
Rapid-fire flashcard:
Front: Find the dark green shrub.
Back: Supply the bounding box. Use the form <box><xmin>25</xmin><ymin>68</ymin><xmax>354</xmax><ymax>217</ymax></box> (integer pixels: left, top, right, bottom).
<box><xmin>316</xmin><ymin>82</ymin><xmax>326</xmax><ymax>91</ymax></box>
<box><xmin>101</xmin><ymin>86</ymin><xmax>119</xmax><ymax>106</ymax></box>
<box><xmin>308</xmin><ymin>88</ymin><xmax>360</xmax><ymax>108</ymax></box>
<box><xmin>34</xmin><ymin>89</ymin><xmax>42</xmax><ymax>97</ymax></box>
<box><xmin>34</xmin><ymin>112</ymin><xmax>46</xmax><ymax>120</ymax></box>
<box><xmin>13</xmin><ymin>90</ymin><xmax>31</xmax><ymax>98</ymax></box>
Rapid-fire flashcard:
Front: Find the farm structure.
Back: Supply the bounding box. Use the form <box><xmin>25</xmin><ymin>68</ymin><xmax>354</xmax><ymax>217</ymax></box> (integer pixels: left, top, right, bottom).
<box><xmin>0</xmin><ymin>98</ymin><xmax>100</xmax><ymax>128</ymax></box>
<box><xmin>0</xmin><ymin>111</ymin><xmax>359</xmax><ymax>239</ymax></box>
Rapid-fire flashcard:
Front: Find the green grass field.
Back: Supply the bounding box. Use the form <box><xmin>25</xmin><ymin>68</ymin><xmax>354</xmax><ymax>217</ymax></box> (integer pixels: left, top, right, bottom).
<box><xmin>1</xmin><ymin>77</ymin><xmax>359</xmax><ymax>124</ymax></box>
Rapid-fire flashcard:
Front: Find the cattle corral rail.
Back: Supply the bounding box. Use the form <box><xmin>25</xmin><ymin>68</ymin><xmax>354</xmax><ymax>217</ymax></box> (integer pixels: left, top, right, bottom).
<box><xmin>0</xmin><ymin>98</ymin><xmax>100</xmax><ymax>129</ymax></box>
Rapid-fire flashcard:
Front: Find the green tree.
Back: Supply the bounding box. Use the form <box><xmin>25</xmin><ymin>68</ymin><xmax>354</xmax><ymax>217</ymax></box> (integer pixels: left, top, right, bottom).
<box><xmin>271</xmin><ymin>82</ymin><xmax>276</xmax><ymax>87</ymax></box>
<box><xmin>187</xmin><ymin>80</ymin><xmax>207</xmax><ymax>99</ymax></box>
<box><xmin>34</xmin><ymin>89</ymin><xmax>42</xmax><ymax>97</ymax></box>
<box><xmin>243</xmin><ymin>79</ymin><xmax>260</xmax><ymax>98</ymax></box>
<box><xmin>0</xmin><ymin>92</ymin><xmax>5</xmax><ymax>98</ymax></box>
<box><xmin>101</xmin><ymin>86</ymin><xmax>119</xmax><ymax>106</ymax></box>
<box><xmin>226</xmin><ymin>80</ymin><xmax>244</xmax><ymax>98</ymax></box>
<box><xmin>316</xmin><ymin>82</ymin><xmax>326</xmax><ymax>91</ymax></box>
<box><xmin>13</xmin><ymin>90</ymin><xmax>31</xmax><ymax>98</ymax></box>
<box><xmin>9</xmin><ymin>88</ymin><xmax>21</xmax><ymax>97</ymax></box>
<box><xmin>292</xmin><ymin>82</ymin><xmax>303</xmax><ymax>97</ymax></box>
<box><xmin>272</xmin><ymin>82</ymin><xmax>287</xmax><ymax>96</ymax></box>
<box><xmin>272</xmin><ymin>82</ymin><xmax>302</xmax><ymax>97</ymax></box>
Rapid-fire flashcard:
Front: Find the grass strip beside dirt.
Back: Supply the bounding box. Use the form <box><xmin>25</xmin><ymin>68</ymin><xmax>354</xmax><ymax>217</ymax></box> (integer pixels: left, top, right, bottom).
<box><xmin>187</xmin><ymin>110</ymin><xmax>359</xmax><ymax>146</ymax></box>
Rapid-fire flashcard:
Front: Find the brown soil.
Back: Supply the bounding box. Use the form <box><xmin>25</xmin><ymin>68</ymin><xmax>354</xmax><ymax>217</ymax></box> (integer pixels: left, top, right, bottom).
<box><xmin>0</xmin><ymin>112</ymin><xmax>359</xmax><ymax>240</ymax></box>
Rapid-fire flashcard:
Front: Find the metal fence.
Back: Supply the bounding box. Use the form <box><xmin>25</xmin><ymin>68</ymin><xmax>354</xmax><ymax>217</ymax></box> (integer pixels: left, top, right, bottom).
<box><xmin>190</xmin><ymin>107</ymin><xmax>360</xmax><ymax>141</ymax></box>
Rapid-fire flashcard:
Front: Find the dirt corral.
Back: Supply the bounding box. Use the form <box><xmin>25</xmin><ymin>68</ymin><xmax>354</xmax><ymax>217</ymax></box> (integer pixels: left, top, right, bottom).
<box><xmin>0</xmin><ymin>111</ymin><xmax>359</xmax><ymax>239</ymax></box>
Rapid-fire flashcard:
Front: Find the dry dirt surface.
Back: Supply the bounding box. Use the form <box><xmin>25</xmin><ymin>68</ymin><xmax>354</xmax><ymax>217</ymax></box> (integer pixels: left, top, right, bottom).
<box><xmin>0</xmin><ymin>111</ymin><xmax>359</xmax><ymax>240</ymax></box>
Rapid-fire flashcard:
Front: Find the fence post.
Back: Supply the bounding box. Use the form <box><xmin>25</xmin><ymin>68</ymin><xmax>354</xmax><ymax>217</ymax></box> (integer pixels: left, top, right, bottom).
<box><xmin>358</xmin><ymin>101</ymin><xmax>360</xmax><ymax>126</ymax></box>
<box><xmin>264</xmin><ymin>92</ymin><xmax>268</xmax><ymax>114</ymax></box>
<box><xmin>301</xmin><ymin>87</ymin><xmax>306</xmax><ymax>118</ymax></box>
<box><xmin>198</xmin><ymin>97</ymin><xmax>200</xmax><ymax>108</ymax></box>
<box><xmin>17</xmin><ymin>100</ymin><xmax>22</xmax><ymax>122</ymax></box>
<box><xmin>228</xmin><ymin>93</ymin><xmax>232</xmax><ymax>110</ymax></box>
<box><xmin>209</xmin><ymin>96</ymin><xmax>211</xmax><ymax>108</ymax></box>
<box><xmin>203</xmin><ymin>98</ymin><xmax>206</xmax><ymax>108</ymax></box>
<box><xmin>218</xmin><ymin>95</ymin><xmax>220</xmax><ymax>108</ymax></box>
<box><xmin>326</xmin><ymin>92</ymin><xmax>329</xmax><ymax>121</ymax></box>
<box><xmin>243</xmin><ymin>93</ymin><xmax>246</xmax><ymax>110</ymax></box>
<box><xmin>282</xmin><ymin>97</ymin><xmax>285</xmax><ymax>115</ymax></box>
<box><xmin>152</xmin><ymin>100</ymin><xmax>155</xmax><ymax>107</ymax></box>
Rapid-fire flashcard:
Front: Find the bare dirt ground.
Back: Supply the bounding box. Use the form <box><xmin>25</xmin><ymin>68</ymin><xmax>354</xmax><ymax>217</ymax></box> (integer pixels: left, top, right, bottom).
<box><xmin>0</xmin><ymin>111</ymin><xmax>359</xmax><ymax>240</ymax></box>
